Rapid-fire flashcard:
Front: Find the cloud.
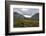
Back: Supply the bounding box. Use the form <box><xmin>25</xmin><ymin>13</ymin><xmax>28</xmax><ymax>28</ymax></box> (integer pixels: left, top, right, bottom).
<box><xmin>13</xmin><ymin>8</ymin><xmax>39</xmax><ymax>18</ymax></box>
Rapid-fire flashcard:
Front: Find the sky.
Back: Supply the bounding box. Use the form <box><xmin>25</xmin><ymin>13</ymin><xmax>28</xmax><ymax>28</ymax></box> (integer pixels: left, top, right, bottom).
<box><xmin>13</xmin><ymin>8</ymin><xmax>39</xmax><ymax>18</ymax></box>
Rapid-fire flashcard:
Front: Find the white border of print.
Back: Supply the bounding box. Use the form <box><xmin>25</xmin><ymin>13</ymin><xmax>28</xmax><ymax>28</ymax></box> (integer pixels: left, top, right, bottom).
<box><xmin>9</xmin><ymin>5</ymin><xmax>43</xmax><ymax>33</ymax></box>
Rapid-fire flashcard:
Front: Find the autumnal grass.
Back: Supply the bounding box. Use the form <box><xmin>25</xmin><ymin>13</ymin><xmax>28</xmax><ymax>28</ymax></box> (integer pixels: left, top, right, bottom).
<box><xmin>14</xmin><ymin>19</ymin><xmax>39</xmax><ymax>27</ymax></box>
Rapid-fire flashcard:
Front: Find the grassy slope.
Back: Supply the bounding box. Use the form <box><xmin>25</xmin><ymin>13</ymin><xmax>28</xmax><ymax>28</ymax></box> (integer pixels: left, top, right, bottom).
<box><xmin>14</xmin><ymin>19</ymin><xmax>39</xmax><ymax>27</ymax></box>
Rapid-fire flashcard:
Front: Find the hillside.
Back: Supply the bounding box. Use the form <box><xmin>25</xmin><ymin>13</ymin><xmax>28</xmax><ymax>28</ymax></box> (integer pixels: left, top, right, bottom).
<box><xmin>31</xmin><ymin>13</ymin><xmax>39</xmax><ymax>20</ymax></box>
<box><xmin>14</xmin><ymin>12</ymin><xmax>39</xmax><ymax>27</ymax></box>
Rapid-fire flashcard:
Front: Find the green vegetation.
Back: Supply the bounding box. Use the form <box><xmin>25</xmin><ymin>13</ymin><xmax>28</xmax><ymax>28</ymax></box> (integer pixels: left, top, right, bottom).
<box><xmin>14</xmin><ymin>19</ymin><xmax>39</xmax><ymax>27</ymax></box>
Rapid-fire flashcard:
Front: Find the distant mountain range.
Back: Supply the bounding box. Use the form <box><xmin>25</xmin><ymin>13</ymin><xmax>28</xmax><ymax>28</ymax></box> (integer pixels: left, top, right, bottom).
<box><xmin>14</xmin><ymin>12</ymin><xmax>39</xmax><ymax>20</ymax></box>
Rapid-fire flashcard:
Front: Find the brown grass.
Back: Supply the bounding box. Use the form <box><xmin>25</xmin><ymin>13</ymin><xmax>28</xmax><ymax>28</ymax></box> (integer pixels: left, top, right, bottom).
<box><xmin>14</xmin><ymin>19</ymin><xmax>39</xmax><ymax>27</ymax></box>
